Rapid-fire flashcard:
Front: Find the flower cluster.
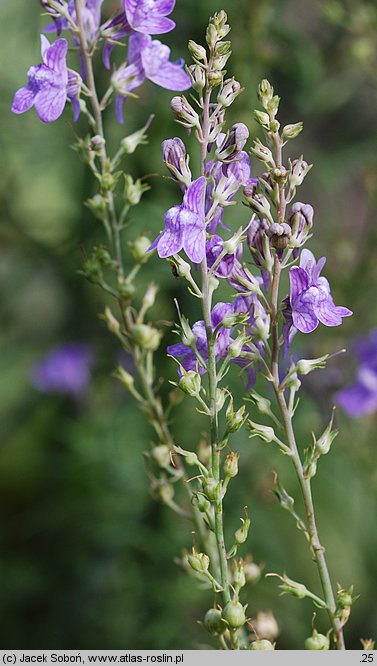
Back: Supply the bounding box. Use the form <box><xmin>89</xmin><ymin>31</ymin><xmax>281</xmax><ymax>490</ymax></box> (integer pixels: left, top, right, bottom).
<box><xmin>12</xmin><ymin>0</ymin><xmax>190</xmax><ymax>124</ymax></box>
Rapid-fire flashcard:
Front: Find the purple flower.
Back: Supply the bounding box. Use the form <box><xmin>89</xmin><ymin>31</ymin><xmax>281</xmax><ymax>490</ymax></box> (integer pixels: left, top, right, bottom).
<box><xmin>206</xmin><ymin>234</ymin><xmax>242</xmax><ymax>277</ymax></box>
<box><xmin>288</xmin><ymin>249</ymin><xmax>352</xmax><ymax>335</ymax></box>
<box><xmin>112</xmin><ymin>32</ymin><xmax>190</xmax><ymax>123</ymax></box>
<box><xmin>45</xmin><ymin>0</ymin><xmax>104</xmax><ymax>44</ymax></box>
<box><xmin>101</xmin><ymin>13</ymin><xmax>132</xmax><ymax>69</ymax></box>
<box><xmin>123</xmin><ymin>0</ymin><xmax>176</xmax><ymax>35</ymax></box>
<box><xmin>148</xmin><ymin>177</ymin><xmax>206</xmax><ymax>263</ymax></box>
<box><xmin>31</xmin><ymin>343</ymin><xmax>92</xmax><ymax>397</ymax></box>
<box><xmin>206</xmin><ymin>152</ymin><xmax>251</xmax><ymax>233</ymax></box>
<box><xmin>12</xmin><ymin>36</ymin><xmax>81</xmax><ymax>123</ymax></box>
<box><xmin>167</xmin><ymin>303</ymin><xmax>234</xmax><ymax>374</ymax></box>
<box><xmin>336</xmin><ymin>330</ymin><xmax>377</xmax><ymax>417</ymax></box>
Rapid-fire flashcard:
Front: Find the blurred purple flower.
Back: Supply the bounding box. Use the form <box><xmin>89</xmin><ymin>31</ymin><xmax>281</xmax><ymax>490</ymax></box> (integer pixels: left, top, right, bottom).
<box><xmin>101</xmin><ymin>13</ymin><xmax>131</xmax><ymax>69</ymax></box>
<box><xmin>45</xmin><ymin>0</ymin><xmax>104</xmax><ymax>44</ymax></box>
<box><xmin>112</xmin><ymin>32</ymin><xmax>190</xmax><ymax>123</ymax></box>
<box><xmin>167</xmin><ymin>302</ymin><xmax>234</xmax><ymax>374</ymax></box>
<box><xmin>12</xmin><ymin>36</ymin><xmax>81</xmax><ymax>123</ymax></box>
<box><xmin>286</xmin><ymin>249</ymin><xmax>352</xmax><ymax>337</ymax></box>
<box><xmin>148</xmin><ymin>177</ymin><xmax>206</xmax><ymax>263</ymax></box>
<box><xmin>336</xmin><ymin>330</ymin><xmax>377</xmax><ymax>417</ymax></box>
<box><xmin>122</xmin><ymin>0</ymin><xmax>176</xmax><ymax>35</ymax></box>
<box><xmin>31</xmin><ymin>343</ymin><xmax>92</xmax><ymax>397</ymax></box>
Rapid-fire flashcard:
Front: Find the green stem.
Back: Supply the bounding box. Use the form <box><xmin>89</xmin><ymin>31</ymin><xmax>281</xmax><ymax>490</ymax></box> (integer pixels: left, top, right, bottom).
<box><xmin>270</xmin><ymin>256</ymin><xmax>345</xmax><ymax>649</ymax></box>
<box><xmin>199</xmin><ymin>77</ymin><xmax>230</xmax><ymax>609</ymax></box>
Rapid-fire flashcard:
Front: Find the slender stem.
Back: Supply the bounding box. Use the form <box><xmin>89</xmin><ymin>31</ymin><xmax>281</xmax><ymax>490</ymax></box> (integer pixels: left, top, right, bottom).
<box><xmin>270</xmin><ymin>254</ymin><xmax>345</xmax><ymax>648</ymax></box>
<box><xmin>199</xmin><ymin>76</ymin><xmax>230</xmax><ymax>608</ymax></box>
<box><xmin>74</xmin><ymin>0</ymin><xmax>123</xmax><ymax>274</ymax></box>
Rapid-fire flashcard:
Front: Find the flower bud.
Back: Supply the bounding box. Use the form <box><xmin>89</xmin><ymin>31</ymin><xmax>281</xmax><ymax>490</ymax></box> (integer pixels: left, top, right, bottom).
<box><xmin>282</xmin><ymin>122</ymin><xmax>303</xmax><ymax>141</ymax></box>
<box><xmin>158</xmin><ymin>481</ymin><xmax>174</xmax><ymax>504</ymax></box>
<box><xmin>304</xmin><ymin>630</ymin><xmax>329</xmax><ymax>650</ymax></box>
<box><xmin>120</xmin><ymin>115</ymin><xmax>154</xmax><ymax>154</ymax></box>
<box><xmin>40</xmin><ymin>0</ymin><xmax>63</xmax><ymax>18</ymax></box>
<box><xmin>215</xmin><ymin>388</ymin><xmax>226</xmax><ymax>411</ymax></box>
<box><xmin>234</xmin><ymin>515</ymin><xmax>250</xmax><ymax>545</ymax></box>
<box><xmin>222</xmin><ymin>600</ymin><xmax>246</xmax><ymax>629</ymax></box>
<box><xmin>247</xmin><ymin>216</ymin><xmax>270</xmax><ymax>268</ymax></box>
<box><xmin>296</xmin><ymin>354</ymin><xmax>328</xmax><ymax>376</ymax></box>
<box><xmin>89</xmin><ymin>135</ymin><xmax>106</xmax><ymax>153</ymax></box>
<box><xmin>215</xmin><ymin>123</ymin><xmax>249</xmax><ymax>163</ymax></box>
<box><xmin>124</xmin><ymin>175</ymin><xmax>150</xmax><ymax>206</ymax></box>
<box><xmin>142</xmin><ymin>283</ymin><xmax>158</xmax><ymax>312</ymax></box>
<box><xmin>315</xmin><ymin>410</ymin><xmax>338</xmax><ymax>456</ymax></box>
<box><xmin>267</xmin><ymin>222</ymin><xmax>292</xmax><ymax>251</ymax></box>
<box><xmin>193</xmin><ymin>493</ymin><xmax>210</xmax><ymax>513</ymax></box>
<box><xmin>203</xmin><ymin>608</ymin><xmax>227</xmax><ymax>635</ymax></box>
<box><xmin>258</xmin><ymin>79</ymin><xmax>274</xmax><ymax>106</ymax></box>
<box><xmin>228</xmin><ymin>335</ymin><xmax>247</xmax><ymax>359</ymax></box>
<box><xmin>208</xmin><ymin>70</ymin><xmax>223</xmax><ymax>87</ymax></box>
<box><xmin>206</xmin><ymin>22</ymin><xmax>218</xmax><ymax>47</ymax></box>
<box><xmin>223</xmin><ymin>451</ymin><xmax>239</xmax><ymax>478</ymax></box>
<box><xmin>247</xmin><ymin>420</ymin><xmax>276</xmax><ymax>443</ymax></box>
<box><xmin>128</xmin><ymin>236</ymin><xmax>151</xmax><ymax>264</ymax></box>
<box><xmin>251</xmin><ymin>139</ymin><xmax>275</xmax><ymax>166</ymax></box>
<box><xmin>188</xmin><ymin>40</ymin><xmax>207</xmax><ymax>61</ymax></box>
<box><xmin>179</xmin><ymin>369</ymin><xmax>201</xmax><ymax>397</ymax></box>
<box><xmin>243</xmin><ymin>557</ymin><xmax>262</xmax><ymax>584</ymax></box>
<box><xmin>218</xmin><ymin>77</ymin><xmax>242</xmax><ymax>107</ymax></box>
<box><xmin>103</xmin><ymin>306</ymin><xmax>121</xmax><ymax>336</ymax></box>
<box><xmin>170</xmin><ymin>96</ymin><xmax>200</xmax><ymax>130</ymax></box>
<box><xmin>252</xmin><ymin>611</ymin><xmax>279</xmax><ymax>641</ymax></box>
<box><xmin>132</xmin><ymin>324</ymin><xmax>162</xmax><ymax>351</ymax></box>
<box><xmin>253</xmin><ymin>110</ymin><xmax>270</xmax><ymax>130</ymax></box>
<box><xmin>203</xmin><ymin>476</ymin><xmax>220</xmax><ymax>502</ymax></box>
<box><xmin>250</xmin><ymin>640</ymin><xmax>275</xmax><ymax>650</ymax></box>
<box><xmin>226</xmin><ymin>403</ymin><xmax>247</xmax><ymax>433</ymax></box>
<box><xmin>232</xmin><ymin>559</ymin><xmax>246</xmax><ymax>590</ymax></box>
<box><xmin>290</xmin><ymin>157</ymin><xmax>312</xmax><ymax>187</ymax></box>
<box><xmin>113</xmin><ymin>365</ymin><xmax>135</xmax><ymax>391</ymax></box>
<box><xmin>187</xmin><ymin>549</ymin><xmax>210</xmax><ymax>573</ymax></box>
<box><xmin>187</xmin><ymin>64</ymin><xmax>206</xmax><ymax>92</ymax></box>
<box><xmin>151</xmin><ymin>445</ymin><xmax>171</xmax><ymax>468</ymax></box>
<box><xmin>162</xmin><ymin>137</ymin><xmax>192</xmax><ymax>189</ymax></box>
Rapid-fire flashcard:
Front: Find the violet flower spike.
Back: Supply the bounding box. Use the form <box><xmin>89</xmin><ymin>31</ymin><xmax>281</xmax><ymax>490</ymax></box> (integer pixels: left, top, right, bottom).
<box><xmin>167</xmin><ymin>303</ymin><xmax>234</xmax><ymax>374</ymax></box>
<box><xmin>12</xmin><ymin>35</ymin><xmax>80</xmax><ymax>123</ymax></box>
<box><xmin>123</xmin><ymin>0</ymin><xmax>176</xmax><ymax>35</ymax></box>
<box><xmin>112</xmin><ymin>33</ymin><xmax>190</xmax><ymax>124</ymax></box>
<box><xmin>289</xmin><ymin>249</ymin><xmax>352</xmax><ymax>335</ymax></box>
<box><xmin>148</xmin><ymin>177</ymin><xmax>207</xmax><ymax>263</ymax></box>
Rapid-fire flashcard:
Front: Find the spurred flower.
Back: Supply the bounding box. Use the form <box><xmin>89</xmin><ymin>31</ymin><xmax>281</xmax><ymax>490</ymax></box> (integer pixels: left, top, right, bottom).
<box><xmin>12</xmin><ymin>36</ymin><xmax>81</xmax><ymax>123</ymax></box>
<box><xmin>206</xmin><ymin>234</ymin><xmax>242</xmax><ymax>277</ymax></box>
<box><xmin>148</xmin><ymin>177</ymin><xmax>206</xmax><ymax>263</ymax></box>
<box><xmin>288</xmin><ymin>249</ymin><xmax>352</xmax><ymax>335</ymax></box>
<box><xmin>167</xmin><ymin>302</ymin><xmax>234</xmax><ymax>374</ymax></box>
<box><xmin>336</xmin><ymin>330</ymin><xmax>377</xmax><ymax>417</ymax></box>
<box><xmin>112</xmin><ymin>32</ymin><xmax>190</xmax><ymax>123</ymax></box>
<box><xmin>122</xmin><ymin>0</ymin><xmax>176</xmax><ymax>35</ymax></box>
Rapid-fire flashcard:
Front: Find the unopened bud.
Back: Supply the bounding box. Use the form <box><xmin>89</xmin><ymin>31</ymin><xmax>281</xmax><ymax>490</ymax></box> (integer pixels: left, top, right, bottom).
<box><xmin>223</xmin><ymin>451</ymin><xmax>239</xmax><ymax>478</ymax></box>
<box><xmin>120</xmin><ymin>115</ymin><xmax>154</xmax><ymax>154</ymax></box>
<box><xmin>203</xmin><ymin>476</ymin><xmax>220</xmax><ymax>502</ymax></box>
<box><xmin>226</xmin><ymin>403</ymin><xmax>247</xmax><ymax>433</ymax></box>
<box><xmin>254</xmin><ymin>110</ymin><xmax>270</xmax><ymax>130</ymax></box>
<box><xmin>162</xmin><ymin>137</ymin><xmax>192</xmax><ymax>189</ymax></box>
<box><xmin>142</xmin><ymin>283</ymin><xmax>158</xmax><ymax>311</ymax></box>
<box><xmin>113</xmin><ymin>365</ymin><xmax>135</xmax><ymax>391</ymax></box>
<box><xmin>132</xmin><ymin>324</ymin><xmax>162</xmax><ymax>351</ymax></box>
<box><xmin>217</xmin><ymin>77</ymin><xmax>242</xmax><ymax>107</ymax></box>
<box><xmin>128</xmin><ymin>236</ymin><xmax>152</xmax><ymax>264</ymax></box>
<box><xmin>187</xmin><ymin>549</ymin><xmax>210</xmax><ymax>573</ymax></box>
<box><xmin>215</xmin><ymin>123</ymin><xmax>249</xmax><ymax>163</ymax></box>
<box><xmin>290</xmin><ymin>157</ymin><xmax>312</xmax><ymax>187</ymax></box>
<box><xmin>296</xmin><ymin>354</ymin><xmax>328</xmax><ymax>375</ymax></box>
<box><xmin>248</xmin><ymin>420</ymin><xmax>276</xmax><ymax>443</ymax></box>
<box><xmin>305</xmin><ymin>630</ymin><xmax>329</xmax><ymax>650</ymax></box>
<box><xmin>250</xmin><ymin>640</ymin><xmax>275</xmax><ymax>651</ymax></box>
<box><xmin>208</xmin><ymin>70</ymin><xmax>223</xmax><ymax>87</ymax></box>
<box><xmin>232</xmin><ymin>559</ymin><xmax>246</xmax><ymax>590</ymax></box>
<box><xmin>178</xmin><ymin>369</ymin><xmax>201</xmax><ymax>397</ymax></box>
<box><xmin>170</xmin><ymin>96</ymin><xmax>200</xmax><ymax>130</ymax></box>
<box><xmin>188</xmin><ymin>40</ymin><xmax>207</xmax><ymax>61</ymax></box>
<box><xmin>151</xmin><ymin>445</ymin><xmax>171</xmax><ymax>468</ymax></box>
<box><xmin>251</xmin><ymin>139</ymin><xmax>274</xmax><ymax>165</ymax></box>
<box><xmin>187</xmin><ymin>64</ymin><xmax>206</xmax><ymax>93</ymax></box>
<box><xmin>282</xmin><ymin>122</ymin><xmax>303</xmax><ymax>141</ymax></box>
<box><xmin>203</xmin><ymin>608</ymin><xmax>226</xmax><ymax>636</ymax></box>
<box><xmin>315</xmin><ymin>409</ymin><xmax>338</xmax><ymax>456</ymax></box>
<box><xmin>234</xmin><ymin>516</ymin><xmax>250</xmax><ymax>545</ymax></box>
<box><xmin>103</xmin><ymin>306</ymin><xmax>121</xmax><ymax>336</ymax></box>
<box><xmin>124</xmin><ymin>175</ymin><xmax>150</xmax><ymax>206</ymax></box>
<box><xmin>267</xmin><ymin>222</ymin><xmax>292</xmax><ymax>250</ymax></box>
<box><xmin>222</xmin><ymin>600</ymin><xmax>246</xmax><ymax>629</ymax></box>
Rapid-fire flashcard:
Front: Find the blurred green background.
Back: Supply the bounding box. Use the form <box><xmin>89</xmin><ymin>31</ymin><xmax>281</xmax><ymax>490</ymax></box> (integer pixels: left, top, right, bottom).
<box><xmin>1</xmin><ymin>0</ymin><xmax>377</xmax><ymax>650</ymax></box>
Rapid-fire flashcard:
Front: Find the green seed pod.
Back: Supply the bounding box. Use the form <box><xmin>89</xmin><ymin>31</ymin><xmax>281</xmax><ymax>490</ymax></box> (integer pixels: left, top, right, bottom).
<box><xmin>132</xmin><ymin>324</ymin><xmax>162</xmax><ymax>351</ymax></box>
<box><xmin>222</xmin><ymin>600</ymin><xmax>246</xmax><ymax>629</ymax></box>
<box><xmin>304</xmin><ymin>630</ymin><xmax>329</xmax><ymax>650</ymax></box>
<box><xmin>187</xmin><ymin>550</ymin><xmax>210</xmax><ymax>573</ymax></box>
<box><xmin>203</xmin><ymin>608</ymin><xmax>226</xmax><ymax>635</ymax></box>
<box><xmin>250</xmin><ymin>640</ymin><xmax>275</xmax><ymax>650</ymax></box>
<box><xmin>151</xmin><ymin>445</ymin><xmax>171</xmax><ymax>469</ymax></box>
<box><xmin>203</xmin><ymin>476</ymin><xmax>220</xmax><ymax>502</ymax></box>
